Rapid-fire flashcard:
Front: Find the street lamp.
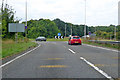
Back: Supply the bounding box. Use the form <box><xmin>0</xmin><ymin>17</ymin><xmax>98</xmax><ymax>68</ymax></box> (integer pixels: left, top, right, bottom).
<box><xmin>114</xmin><ymin>25</ymin><xmax>116</xmax><ymax>41</ymax></box>
<box><xmin>65</xmin><ymin>24</ymin><xmax>66</xmax><ymax>37</ymax></box>
<box><xmin>84</xmin><ymin>0</ymin><xmax>86</xmax><ymax>39</ymax></box>
<box><xmin>71</xmin><ymin>25</ymin><xmax>72</xmax><ymax>36</ymax></box>
<box><xmin>25</xmin><ymin>0</ymin><xmax>27</xmax><ymax>38</ymax></box>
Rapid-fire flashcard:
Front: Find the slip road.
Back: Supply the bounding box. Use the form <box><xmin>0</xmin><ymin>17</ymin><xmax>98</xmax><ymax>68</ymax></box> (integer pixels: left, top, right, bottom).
<box><xmin>2</xmin><ymin>41</ymin><xmax>118</xmax><ymax>79</ymax></box>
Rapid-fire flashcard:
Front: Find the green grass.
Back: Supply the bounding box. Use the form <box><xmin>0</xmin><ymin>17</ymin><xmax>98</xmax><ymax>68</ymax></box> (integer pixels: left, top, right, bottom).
<box><xmin>2</xmin><ymin>39</ymin><xmax>37</xmax><ymax>58</ymax></box>
<box><xmin>0</xmin><ymin>40</ymin><xmax>2</xmax><ymax>58</ymax></box>
<box><xmin>83</xmin><ymin>40</ymin><xmax>118</xmax><ymax>50</ymax></box>
<box><xmin>47</xmin><ymin>38</ymin><xmax>69</xmax><ymax>41</ymax></box>
<box><xmin>29</xmin><ymin>38</ymin><xmax>69</xmax><ymax>41</ymax></box>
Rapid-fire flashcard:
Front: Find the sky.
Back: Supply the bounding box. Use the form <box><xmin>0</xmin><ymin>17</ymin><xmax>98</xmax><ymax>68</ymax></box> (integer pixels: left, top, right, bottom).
<box><xmin>1</xmin><ymin>0</ymin><xmax>119</xmax><ymax>26</ymax></box>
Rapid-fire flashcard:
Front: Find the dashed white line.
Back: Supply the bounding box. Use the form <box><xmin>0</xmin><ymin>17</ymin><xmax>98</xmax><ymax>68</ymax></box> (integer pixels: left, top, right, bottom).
<box><xmin>83</xmin><ymin>44</ymin><xmax>119</xmax><ymax>53</ymax></box>
<box><xmin>80</xmin><ymin>57</ymin><xmax>114</xmax><ymax>80</ymax></box>
<box><xmin>68</xmin><ymin>49</ymin><xmax>76</xmax><ymax>54</ymax></box>
<box><xmin>0</xmin><ymin>44</ymin><xmax>41</xmax><ymax>68</ymax></box>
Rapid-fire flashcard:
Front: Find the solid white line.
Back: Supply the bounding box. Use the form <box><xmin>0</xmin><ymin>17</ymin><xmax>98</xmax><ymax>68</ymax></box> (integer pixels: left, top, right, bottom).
<box><xmin>80</xmin><ymin>57</ymin><xmax>114</xmax><ymax>80</ymax></box>
<box><xmin>83</xmin><ymin>44</ymin><xmax>119</xmax><ymax>53</ymax></box>
<box><xmin>0</xmin><ymin>45</ymin><xmax>41</xmax><ymax>68</ymax></box>
<box><xmin>68</xmin><ymin>49</ymin><xmax>76</xmax><ymax>54</ymax></box>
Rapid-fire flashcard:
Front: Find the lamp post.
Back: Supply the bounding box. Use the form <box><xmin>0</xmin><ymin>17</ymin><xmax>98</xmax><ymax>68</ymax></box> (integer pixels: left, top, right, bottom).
<box><xmin>84</xmin><ymin>0</ymin><xmax>86</xmax><ymax>39</ymax></box>
<box><xmin>25</xmin><ymin>0</ymin><xmax>27</xmax><ymax>38</ymax></box>
<box><xmin>114</xmin><ymin>25</ymin><xmax>116</xmax><ymax>41</ymax></box>
<box><xmin>71</xmin><ymin>25</ymin><xmax>72</xmax><ymax>36</ymax></box>
<box><xmin>65</xmin><ymin>24</ymin><xmax>66</xmax><ymax>37</ymax></box>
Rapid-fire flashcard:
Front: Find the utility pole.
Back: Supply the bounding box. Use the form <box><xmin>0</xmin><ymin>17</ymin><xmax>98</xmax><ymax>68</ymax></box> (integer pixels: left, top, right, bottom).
<box><xmin>65</xmin><ymin>24</ymin><xmax>66</xmax><ymax>37</ymax></box>
<box><xmin>84</xmin><ymin>0</ymin><xmax>86</xmax><ymax>39</ymax></box>
<box><xmin>25</xmin><ymin>0</ymin><xmax>27</xmax><ymax>38</ymax></box>
<box><xmin>95</xmin><ymin>27</ymin><xmax>96</xmax><ymax>33</ymax></box>
<box><xmin>71</xmin><ymin>25</ymin><xmax>72</xmax><ymax>36</ymax></box>
<box><xmin>114</xmin><ymin>25</ymin><xmax>116</xmax><ymax>41</ymax></box>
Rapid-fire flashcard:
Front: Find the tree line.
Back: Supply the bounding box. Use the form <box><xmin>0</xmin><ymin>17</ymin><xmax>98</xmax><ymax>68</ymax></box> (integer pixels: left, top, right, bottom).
<box><xmin>1</xmin><ymin>4</ymin><xmax>120</xmax><ymax>40</ymax></box>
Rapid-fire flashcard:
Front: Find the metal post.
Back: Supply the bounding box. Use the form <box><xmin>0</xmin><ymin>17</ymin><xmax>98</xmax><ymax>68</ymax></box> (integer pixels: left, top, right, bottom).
<box><xmin>71</xmin><ymin>25</ymin><xmax>72</xmax><ymax>36</ymax></box>
<box><xmin>84</xmin><ymin>0</ymin><xmax>86</xmax><ymax>39</ymax></box>
<box><xmin>15</xmin><ymin>32</ymin><xmax>18</xmax><ymax>43</ymax></box>
<box><xmin>95</xmin><ymin>27</ymin><xmax>96</xmax><ymax>33</ymax></box>
<box><xmin>15</xmin><ymin>24</ymin><xmax>17</xmax><ymax>43</ymax></box>
<box><xmin>114</xmin><ymin>26</ymin><xmax>116</xmax><ymax>41</ymax></box>
<box><xmin>65</xmin><ymin>24</ymin><xmax>66</xmax><ymax>37</ymax></box>
<box><xmin>110</xmin><ymin>34</ymin><xmax>112</xmax><ymax>40</ymax></box>
<box><xmin>25</xmin><ymin>0</ymin><xmax>27</xmax><ymax>38</ymax></box>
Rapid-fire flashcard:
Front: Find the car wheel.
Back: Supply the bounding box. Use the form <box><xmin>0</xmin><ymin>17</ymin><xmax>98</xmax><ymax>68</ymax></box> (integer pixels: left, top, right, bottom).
<box><xmin>79</xmin><ymin>43</ymin><xmax>82</xmax><ymax>45</ymax></box>
<box><xmin>68</xmin><ymin>42</ymin><xmax>70</xmax><ymax>45</ymax></box>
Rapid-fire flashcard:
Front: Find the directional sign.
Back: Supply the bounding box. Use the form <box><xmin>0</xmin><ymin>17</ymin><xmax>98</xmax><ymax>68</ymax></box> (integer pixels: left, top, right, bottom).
<box><xmin>58</xmin><ymin>33</ymin><xmax>61</xmax><ymax>36</ymax></box>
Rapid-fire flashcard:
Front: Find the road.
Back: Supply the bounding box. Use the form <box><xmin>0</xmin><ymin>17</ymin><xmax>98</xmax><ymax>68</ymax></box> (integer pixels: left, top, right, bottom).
<box><xmin>2</xmin><ymin>41</ymin><xmax>118</xmax><ymax>79</ymax></box>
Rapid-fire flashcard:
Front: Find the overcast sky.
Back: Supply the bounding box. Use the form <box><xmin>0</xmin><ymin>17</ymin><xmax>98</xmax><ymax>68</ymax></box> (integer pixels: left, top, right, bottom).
<box><xmin>1</xmin><ymin>0</ymin><xmax>119</xmax><ymax>26</ymax></box>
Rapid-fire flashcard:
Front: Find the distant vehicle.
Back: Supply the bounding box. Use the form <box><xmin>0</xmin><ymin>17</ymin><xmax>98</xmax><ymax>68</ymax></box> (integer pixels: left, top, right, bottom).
<box><xmin>68</xmin><ymin>36</ymin><xmax>82</xmax><ymax>45</ymax></box>
<box><xmin>36</xmin><ymin>37</ymin><xmax>46</xmax><ymax>41</ymax></box>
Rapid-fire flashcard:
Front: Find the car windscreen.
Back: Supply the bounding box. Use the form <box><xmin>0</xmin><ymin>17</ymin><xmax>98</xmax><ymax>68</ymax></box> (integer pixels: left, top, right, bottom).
<box><xmin>73</xmin><ymin>37</ymin><xmax>80</xmax><ymax>39</ymax></box>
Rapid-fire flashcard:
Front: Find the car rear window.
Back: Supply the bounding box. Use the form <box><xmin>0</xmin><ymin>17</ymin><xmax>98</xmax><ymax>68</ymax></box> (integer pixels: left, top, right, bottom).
<box><xmin>38</xmin><ymin>37</ymin><xmax>45</xmax><ymax>39</ymax></box>
<box><xmin>73</xmin><ymin>37</ymin><xmax>80</xmax><ymax>39</ymax></box>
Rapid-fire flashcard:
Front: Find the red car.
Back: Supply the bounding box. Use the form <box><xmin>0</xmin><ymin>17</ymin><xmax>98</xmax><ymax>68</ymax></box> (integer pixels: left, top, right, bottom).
<box><xmin>68</xmin><ymin>36</ymin><xmax>82</xmax><ymax>45</ymax></box>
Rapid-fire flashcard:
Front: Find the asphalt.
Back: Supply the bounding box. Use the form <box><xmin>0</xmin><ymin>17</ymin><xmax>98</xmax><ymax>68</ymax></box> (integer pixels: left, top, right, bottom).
<box><xmin>2</xmin><ymin>41</ymin><xmax>119</xmax><ymax>79</ymax></box>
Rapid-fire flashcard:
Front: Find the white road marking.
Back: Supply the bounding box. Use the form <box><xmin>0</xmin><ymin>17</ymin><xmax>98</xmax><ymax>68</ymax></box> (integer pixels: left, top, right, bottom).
<box><xmin>68</xmin><ymin>49</ymin><xmax>76</xmax><ymax>54</ymax></box>
<box><xmin>83</xmin><ymin>44</ymin><xmax>119</xmax><ymax>53</ymax></box>
<box><xmin>0</xmin><ymin>44</ymin><xmax>41</xmax><ymax>68</ymax></box>
<box><xmin>80</xmin><ymin>57</ymin><xmax>114</xmax><ymax>80</ymax></box>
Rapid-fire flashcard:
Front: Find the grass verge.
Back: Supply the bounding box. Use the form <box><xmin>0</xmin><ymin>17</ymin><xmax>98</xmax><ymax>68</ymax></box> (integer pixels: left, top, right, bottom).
<box><xmin>2</xmin><ymin>39</ymin><xmax>37</xmax><ymax>59</ymax></box>
<box><xmin>82</xmin><ymin>40</ymin><xmax>118</xmax><ymax>50</ymax></box>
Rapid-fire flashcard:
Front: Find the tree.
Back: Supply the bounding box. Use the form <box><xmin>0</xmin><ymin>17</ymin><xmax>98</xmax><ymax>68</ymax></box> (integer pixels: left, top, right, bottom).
<box><xmin>1</xmin><ymin>3</ymin><xmax>17</xmax><ymax>38</ymax></box>
<box><xmin>26</xmin><ymin>19</ymin><xmax>60</xmax><ymax>38</ymax></box>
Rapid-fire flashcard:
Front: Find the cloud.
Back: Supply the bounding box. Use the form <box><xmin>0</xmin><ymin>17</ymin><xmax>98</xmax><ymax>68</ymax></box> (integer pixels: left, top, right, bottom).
<box><xmin>6</xmin><ymin>0</ymin><xmax>119</xmax><ymax>26</ymax></box>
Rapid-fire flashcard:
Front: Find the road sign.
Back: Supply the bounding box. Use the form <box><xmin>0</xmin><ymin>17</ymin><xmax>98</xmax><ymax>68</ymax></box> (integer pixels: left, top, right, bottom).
<box><xmin>58</xmin><ymin>33</ymin><xmax>61</xmax><ymax>36</ymax></box>
<box><xmin>88</xmin><ymin>32</ymin><xmax>91</xmax><ymax>35</ymax></box>
<box><xmin>25</xmin><ymin>26</ymin><xmax>27</xmax><ymax>29</ymax></box>
<box><xmin>9</xmin><ymin>23</ymin><xmax>25</xmax><ymax>32</ymax></box>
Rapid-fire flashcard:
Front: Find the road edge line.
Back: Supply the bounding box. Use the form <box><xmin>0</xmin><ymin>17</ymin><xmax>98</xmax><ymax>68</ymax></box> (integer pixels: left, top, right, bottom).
<box><xmin>80</xmin><ymin>57</ymin><xmax>114</xmax><ymax>80</ymax></box>
<box><xmin>0</xmin><ymin>44</ymin><xmax>41</xmax><ymax>68</ymax></box>
<box><xmin>68</xmin><ymin>49</ymin><xmax>76</xmax><ymax>54</ymax></box>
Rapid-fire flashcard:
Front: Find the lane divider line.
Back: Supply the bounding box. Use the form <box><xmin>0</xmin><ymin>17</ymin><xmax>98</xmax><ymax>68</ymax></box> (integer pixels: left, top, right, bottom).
<box><xmin>0</xmin><ymin>44</ymin><xmax>41</xmax><ymax>68</ymax></box>
<box><xmin>83</xmin><ymin>44</ymin><xmax>119</xmax><ymax>53</ymax></box>
<box><xmin>80</xmin><ymin>57</ymin><xmax>114</xmax><ymax>80</ymax></box>
<box><xmin>68</xmin><ymin>49</ymin><xmax>76</xmax><ymax>54</ymax></box>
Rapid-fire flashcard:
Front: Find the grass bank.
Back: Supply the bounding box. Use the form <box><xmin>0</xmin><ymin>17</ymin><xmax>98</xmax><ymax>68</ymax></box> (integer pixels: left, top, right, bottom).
<box><xmin>82</xmin><ymin>39</ymin><xmax>119</xmax><ymax>50</ymax></box>
<box><xmin>2</xmin><ymin>39</ymin><xmax>37</xmax><ymax>59</ymax></box>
